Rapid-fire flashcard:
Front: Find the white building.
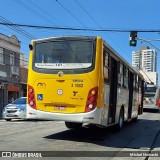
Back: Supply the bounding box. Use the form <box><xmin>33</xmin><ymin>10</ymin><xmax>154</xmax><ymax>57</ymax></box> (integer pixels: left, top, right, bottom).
<box><xmin>20</xmin><ymin>53</ymin><xmax>28</xmax><ymax>68</ymax></box>
<box><xmin>132</xmin><ymin>46</ymin><xmax>157</xmax><ymax>72</ymax></box>
<box><xmin>132</xmin><ymin>51</ymin><xmax>141</xmax><ymax>70</ymax></box>
<box><xmin>132</xmin><ymin>46</ymin><xmax>158</xmax><ymax>85</ymax></box>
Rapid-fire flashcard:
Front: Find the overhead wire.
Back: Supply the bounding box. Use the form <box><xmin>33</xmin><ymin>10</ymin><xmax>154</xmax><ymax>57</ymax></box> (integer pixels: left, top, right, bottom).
<box><xmin>56</xmin><ymin>0</ymin><xmax>88</xmax><ymax>28</ymax></box>
<box><xmin>56</xmin><ymin>0</ymin><xmax>98</xmax><ymax>37</ymax></box>
<box><xmin>0</xmin><ymin>1</ymin><xmax>158</xmax><ymax>80</ymax></box>
<box><xmin>15</xmin><ymin>0</ymin><xmax>54</xmax><ymax>26</ymax></box>
<box><xmin>0</xmin><ymin>22</ymin><xmax>160</xmax><ymax>33</ymax></box>
<box><xmin>0</xmin><ymin>16</ymin><xmax>36</xmax><ymax>58</ymax></box>
<box><xmin>55</xmin><ymin>0</ymin><xmax>159</xmax><ymax>85</ymax></box>
<box><xmin>74</xmin><ymin>0</ymin><xmax>133</xmax><ymax>62</ymax></box>
<box><xmin>55</xmin><ymin>1</ymin><xmax>96</xmax><ymax>86</ymax></box>
<box><xmin>55</xmin><ymin>0</ymin><xmax>106</xmax><ymax>86</ymax></box>
<box><xmin>0</xmin><ymin>16</ymin><xmax>36</xmax><ymax>40</ymax></box>
<box><xmin>0</xmin><ymin>21</ymin><xmax>159</xmax><ymax>61</ymax></box>
<box><xmin>27</xmin><ymin>0</ymin><xmax>64</xmax><ymax>26</ymax></box>
<box><xmin>14</xmin><ymin>0</ymin><xmax>72</xmax><ymax>42</ymax></box>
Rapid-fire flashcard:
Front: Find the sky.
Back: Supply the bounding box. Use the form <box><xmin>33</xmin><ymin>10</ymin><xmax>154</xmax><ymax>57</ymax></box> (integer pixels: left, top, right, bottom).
<box><xmin>0</xmin><ymin>0</ymin><xmax>160</xmax><ymax>84</ymax></box>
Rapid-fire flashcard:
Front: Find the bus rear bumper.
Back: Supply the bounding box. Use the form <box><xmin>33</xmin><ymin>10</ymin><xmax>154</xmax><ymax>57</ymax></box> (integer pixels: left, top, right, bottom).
<box><xmin>143</xmin><ymin>105</ymin><xmax>159</xmax><ymax>111</ymax></box>
<box><xmin>26</xmin><ymin>105</ymin><xmax>101</xmax><ymax>124</ymax></box>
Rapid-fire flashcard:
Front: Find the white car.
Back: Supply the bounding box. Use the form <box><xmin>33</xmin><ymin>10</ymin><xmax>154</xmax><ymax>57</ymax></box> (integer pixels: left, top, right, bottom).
<box><xmin>3</xmin><ymin>97</ymin><xmax>27</xmax><ymax>121</ymax></box>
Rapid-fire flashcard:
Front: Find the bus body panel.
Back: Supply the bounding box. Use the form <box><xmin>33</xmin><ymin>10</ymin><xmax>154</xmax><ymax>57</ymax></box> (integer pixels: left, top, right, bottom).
<box><xmin>27</xmin><ymin>36</ymin><xmax>144</xmax><ymax>128</ymax></box>
<box><xmin>26</xmin><ymin>105</ymin><xmax>102</xmax><ymax>124</ymax></box>
<box><xmin>29</xmin><ymin>73</ymin><xmax>98</xmax><ymax>113</ymax></box>
<box><xmin>27</xmin><ymin>37</ymin><xmax>102</xmax><ymax>115</ymax></box>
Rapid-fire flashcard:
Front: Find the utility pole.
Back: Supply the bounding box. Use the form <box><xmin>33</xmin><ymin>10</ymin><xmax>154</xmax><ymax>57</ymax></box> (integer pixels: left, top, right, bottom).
<box><xmin>137</xmin><ymin>37</ymin><xmax>160</xmax><ymax>51</ymax></box>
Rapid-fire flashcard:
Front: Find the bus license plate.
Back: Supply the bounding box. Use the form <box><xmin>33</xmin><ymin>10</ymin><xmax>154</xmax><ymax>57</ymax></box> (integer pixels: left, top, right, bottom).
<box><xmin>54</xmin><ymin>106</ymin><xmax>66</xmax><ymax>111</ymax></box>
<box><xmin>7</xmin><ymin>114</ymin><xmax>14</xmax><ymax>117</ymax></box>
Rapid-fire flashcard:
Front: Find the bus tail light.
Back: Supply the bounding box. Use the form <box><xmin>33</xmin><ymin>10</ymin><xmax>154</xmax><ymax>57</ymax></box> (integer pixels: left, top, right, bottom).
<box><xmin>156</xmin><ymin>98</ymin><xmax>160</xmax><ymax>107</ymax></box>
<box><xmin>28</xmin><ymin>85</ymin><xmax>36</xmax><ymax>109</ymax></box>
<box><xmin>85</xmin><ymin>87</ymin><xmax>98</xmax><ymax>112</ymax></box>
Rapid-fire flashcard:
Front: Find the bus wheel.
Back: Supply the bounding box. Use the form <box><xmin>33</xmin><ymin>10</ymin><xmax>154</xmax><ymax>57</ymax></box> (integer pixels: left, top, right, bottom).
<box><xmin>5</xmin><ymin>119</ymin><xmax>12</xmax><ymax>121</ymax></box>
<box><xmin>65</xmin><ymin>122</ymin><xmax>82</xmax><ymax>129</ymax></box>
<box><xmin>133</xmin><ymin>107</ymin><xmax>139</xmax><ymax>122</ymax></box>
<box><xmin>116</xmin><ymin>109</ymin><xmax>124</xmax><ymax>131</ymax></box>
<box><xmin>132</xmin><ymin>115</ymin><xmax>138</xmax><ymax>122</ymax></box>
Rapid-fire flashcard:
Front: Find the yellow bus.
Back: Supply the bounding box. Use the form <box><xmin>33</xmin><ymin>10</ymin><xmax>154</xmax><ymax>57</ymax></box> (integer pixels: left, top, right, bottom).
<box><xmin>27</xmin><ymin>36</ymin><xmax>144</xmax><ymax>130</ymax></box>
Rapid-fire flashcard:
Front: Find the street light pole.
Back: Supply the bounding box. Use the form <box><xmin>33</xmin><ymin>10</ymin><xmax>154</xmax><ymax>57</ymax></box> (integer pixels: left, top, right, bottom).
<box><xmin>137</xmin><ymin>37</ymin><xmax>160</xmax><ymax>51</ymax></box>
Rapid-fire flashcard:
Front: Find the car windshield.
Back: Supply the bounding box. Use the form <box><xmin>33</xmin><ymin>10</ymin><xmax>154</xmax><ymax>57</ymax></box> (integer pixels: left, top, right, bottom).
<box><xmin>12</xmin><ymin>98</ymin><xmax>26</xmax><ymax>104</ymax></box>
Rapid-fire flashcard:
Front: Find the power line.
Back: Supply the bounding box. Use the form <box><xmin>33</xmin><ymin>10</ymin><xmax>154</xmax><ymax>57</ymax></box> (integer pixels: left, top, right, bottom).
<box><xmin>0</xmin><ymin>22</ymin><xmax>160</xmax><ymax>32</ymax></box>
<box><xmin>27</xmin><ymin>0</ymin><xmax>64</xmax><ymax>26</ymax></box>
<box><xmin>0</xmin><ymin>17</ymin><xmax>36</xmax><ymax>39</ymax></box>
<box><xmin>74</xmin><ymin>0</ymin><xmax>131</xmax><ymax>62</ymax></box>
<box><xmin>75</xmin><ymin>0</ymin><xmax>101</xmax><ymax>29</ymax></box>
<box><xmin>0</xmin><ymin>16</ymin><xmax>36</xmax><ymax>58</ymax></box>
<box><xmin>0</xmin><ymin>26</ymin><xmax>31</xmax><ymax>57</ymax></box>
<box><xmin>56</xmin><ymin>0</ymin><xmax>87</xmax><ymax>28</ymax></box>
<box><xmin>15</xmin><ymin>0</ymin><xmax>55</xmax><ymax>26</ymax></box>
<box><xmin>56</xmin><ymin>0</ymin><xmax>100</xmax><ymax>37</ymax></box>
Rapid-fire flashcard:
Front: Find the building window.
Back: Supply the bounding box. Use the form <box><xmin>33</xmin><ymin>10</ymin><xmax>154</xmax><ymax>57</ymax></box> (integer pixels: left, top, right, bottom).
<box><xmin>0</xmin><ymin>48</ymin><xmax>4</xmax><ymax>63</ymax></box>
<box><xmin>104</xmin><ymin>49</ymin><xmax>109</xmax><ymax>83</ymax></box>
<box><xmin>10</xmin><ymin>52</ymin><xmax>15</xmax><ymax>66</ymax></box>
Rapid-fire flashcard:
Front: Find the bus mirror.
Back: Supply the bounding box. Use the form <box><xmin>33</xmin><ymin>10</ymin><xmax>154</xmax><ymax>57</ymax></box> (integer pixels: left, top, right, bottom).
<box><xmin>29</xmin><ymin>44</ymin><xmax>33</xmax><ymax>51</ymax></box>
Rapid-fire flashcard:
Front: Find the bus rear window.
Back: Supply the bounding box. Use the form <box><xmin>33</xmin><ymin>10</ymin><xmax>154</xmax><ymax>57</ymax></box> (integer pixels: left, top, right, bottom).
<box><xmin>34</xmin><ymin>40</ymin><xmax>94</xmax><ymax>69</ymax></box>
<box><xmin>145</xmin><ymin>87</ymin><xmax>156</xmax><ymax>92</ymax></box>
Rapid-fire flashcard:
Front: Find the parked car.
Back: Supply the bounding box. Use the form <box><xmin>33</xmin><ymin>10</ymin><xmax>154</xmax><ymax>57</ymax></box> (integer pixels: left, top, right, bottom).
<box><xmin>3</xmin><ymin>97</ymin><xmax>27</xmax><ymax>121</ymax></box>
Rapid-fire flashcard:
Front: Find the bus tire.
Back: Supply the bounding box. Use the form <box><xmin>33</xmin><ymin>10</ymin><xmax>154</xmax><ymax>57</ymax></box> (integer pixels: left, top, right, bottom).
<box><xmin>116</xmin><ymin>108</ymin><xmax>124</xmax><ymax>131</ymax></box>
<box><xmin>133</xmin><ymin>106</ymin><xmax>139</xmax><ymax>121</ymax></box>
<box><xmin>5</xmin><ymin>119</ymin><xmax>12</xmax><ymax>121</ymax></box>
<box><xmin>132</xmin><ymin>115</ymin><xmax>138</xmax><ymax>122</ymax></box>
<box><xmin>65</xmin><ymin>122</ymin><xmax>82</xmax><ymax>129</ymax></box>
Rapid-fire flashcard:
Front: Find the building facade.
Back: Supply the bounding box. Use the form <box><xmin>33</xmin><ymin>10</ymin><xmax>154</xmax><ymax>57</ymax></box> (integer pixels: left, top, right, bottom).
<box><xmin>20</xmin><ymin>52</ymin><xmax>28</xmax><ymax>68</ymax></box>
<box><xmin>132</xmin><ymin>46</ymin><xmax>157</xmax><ymax>72</ymax></box>
<box><xmin>0</xmin><ymin>33</ymin><xmax>26</xmax><ymax>117</ymax></box>
<box><xmin>132</xmin><ymin>46</ymin><xmax>158</xmax><ymax>84</ymax></box>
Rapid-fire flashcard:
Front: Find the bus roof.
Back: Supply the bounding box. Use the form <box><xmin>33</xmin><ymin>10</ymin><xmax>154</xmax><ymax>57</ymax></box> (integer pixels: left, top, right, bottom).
<box><xmin>146</xmin><ymin>84</ymin><xmax>159</xmax><ymax>88</ymax></box>
<box><xmin>31</xmin><ymin>36</ymin><xmax>144</xmax><ymax>80</ymax></box>
<box><xmin>102</xmin><ymin>38</ymin><xmax>144</xmax><ymax>79</ymax></box>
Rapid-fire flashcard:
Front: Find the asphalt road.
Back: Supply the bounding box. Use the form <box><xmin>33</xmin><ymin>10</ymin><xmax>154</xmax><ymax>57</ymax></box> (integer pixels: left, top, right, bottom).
<box><xmin>0</xmin><ymin>110</ymin><xmax>160</xmax><ymax>160</ymax></box>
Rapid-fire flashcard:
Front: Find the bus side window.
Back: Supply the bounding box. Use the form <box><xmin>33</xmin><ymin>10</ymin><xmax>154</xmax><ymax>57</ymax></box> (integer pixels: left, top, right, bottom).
<box><xmin>103</xmin><ymin>49</ymin><xmax>109</xmax><ymax>83</ymax></box>
<box><xmin>123</xmin><ymin>66</ymin><xmax>128</xmax><ymax>89</ymax></box>
<box><xmin>138</xmin><ymin>76</ymin><xmax>141</xmax><ymax>93</ymax></box>
<box><xmin>136</xmin><ymin>75</ymin><xmax>139</xmax><ymax>91</ymax></box>
<box><xmin>133</xmin><ymin>74</ymin><xmax>138</xmax><ymax>91</ymax></box>
<box><xmin>133</xmin><ymin>74</ymin><xmax>135</xmax><ymax>90</ymax></box>
<box><xmin>118</xmin><ymin>63</ymin><xmax>123</xmax><ymax>87</ymax></box>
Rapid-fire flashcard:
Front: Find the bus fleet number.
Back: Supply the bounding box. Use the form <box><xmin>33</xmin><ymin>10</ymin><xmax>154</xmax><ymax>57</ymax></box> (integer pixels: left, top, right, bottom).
<box><xmin>71</xmin><ymin>84</ymin><xmax>83</xmax><ymax>87</ymax></box>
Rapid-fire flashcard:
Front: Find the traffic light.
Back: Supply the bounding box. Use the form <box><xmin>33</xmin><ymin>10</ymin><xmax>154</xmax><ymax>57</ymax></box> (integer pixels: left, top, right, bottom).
<box><xmin>129</xmin><ymin>31</ymin><xmax>138</xmax><ymax>46</ymax></box>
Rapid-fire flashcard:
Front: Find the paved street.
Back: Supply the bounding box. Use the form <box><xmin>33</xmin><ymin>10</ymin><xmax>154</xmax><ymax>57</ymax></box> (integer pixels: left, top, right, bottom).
<box><xmin>0</xmin><ymin>111</ymin><xmax>160</xmax><ymax>160</ymax></box>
